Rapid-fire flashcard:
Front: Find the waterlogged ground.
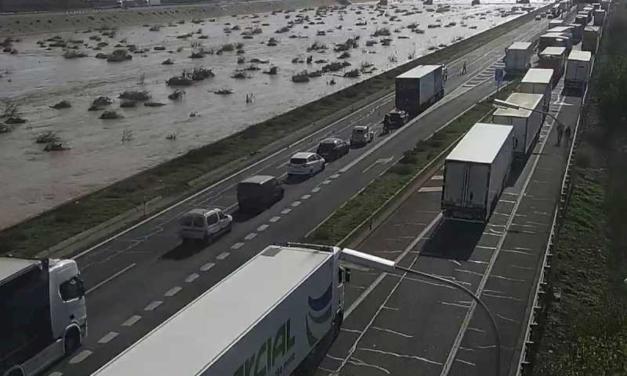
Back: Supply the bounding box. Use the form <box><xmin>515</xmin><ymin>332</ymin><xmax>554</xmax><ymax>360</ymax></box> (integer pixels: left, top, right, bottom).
<box><xmin>0</xmin><ymin>0</ymin><xmax>541</xmax><ymax>229</ymax></box>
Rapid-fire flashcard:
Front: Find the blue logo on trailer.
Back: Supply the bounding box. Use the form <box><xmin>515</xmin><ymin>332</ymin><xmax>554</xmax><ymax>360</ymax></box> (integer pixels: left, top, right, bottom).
<box><xmin>305</xmin><ymin>284</ymin><xmax>333</xmax><ymax>346</ymax></box>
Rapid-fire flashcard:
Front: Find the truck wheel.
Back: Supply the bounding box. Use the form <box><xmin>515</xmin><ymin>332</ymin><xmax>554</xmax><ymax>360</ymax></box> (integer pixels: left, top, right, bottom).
<box><xmin>64</xmin><ymin>329</ymin><xmax>81</xmax><ymax>355</ymax></box>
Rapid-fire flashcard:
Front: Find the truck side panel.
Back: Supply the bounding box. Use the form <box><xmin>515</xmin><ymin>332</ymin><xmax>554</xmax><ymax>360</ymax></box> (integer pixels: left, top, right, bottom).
<box><xmin>487</xmin><ymin>133</ymin><xmax>513</xmax><ymax>220</ymax></box>
<box><xmin>0</xmin><ymin>265</ymin><xmax>53</xmax><ymax>374</ymax></box>
<box><xmin>207</xmin><ymin>256</ymin><xmax>337</xmax><ymax>376</ymax></box>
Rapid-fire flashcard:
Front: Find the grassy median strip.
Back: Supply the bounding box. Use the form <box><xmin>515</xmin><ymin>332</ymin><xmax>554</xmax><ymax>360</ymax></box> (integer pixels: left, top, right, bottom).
<box><xmin>0</xmin><ymin>8</ymin><xmax>545</xmax><ymax>258</ymax></box>
<box><xmin>307</xmin><ymin>84</ymin><xmax>519</xmax><ymax>247</ymax></box>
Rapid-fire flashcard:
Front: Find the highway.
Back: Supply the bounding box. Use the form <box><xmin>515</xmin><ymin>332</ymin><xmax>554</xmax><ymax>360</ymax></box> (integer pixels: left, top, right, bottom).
<box><xmin>46</xmin><ymin>13</ymin><xmax>549</xmax><ymax>376</ymax></box>
<box><xmin>314</xmin><ymin>52</ymin><xmax>584</xmax><ymax>376</ymax></box>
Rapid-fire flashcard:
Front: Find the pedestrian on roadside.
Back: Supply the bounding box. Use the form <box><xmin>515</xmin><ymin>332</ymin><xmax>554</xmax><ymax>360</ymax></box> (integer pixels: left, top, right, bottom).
<box><xmin>564</xmin><ymin>126</ymin><xmax>572</xmax><ymax>142</ymax></box>
<box><xmin>462</xmin><ymin>61</ymin><xmax>467</xmax><ymax>75</ymax></box>
<box><xmin>556</xmin><ymin>122</ymin><xmax>564</xmax><ymax>146</ymax></box>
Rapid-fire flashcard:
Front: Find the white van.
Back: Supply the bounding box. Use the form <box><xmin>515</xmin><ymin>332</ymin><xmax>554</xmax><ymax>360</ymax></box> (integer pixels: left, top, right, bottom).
<box><xmin>179</xmin><ymin>208</ymin><xmax>232</xmax><ymax>243</ymax></box>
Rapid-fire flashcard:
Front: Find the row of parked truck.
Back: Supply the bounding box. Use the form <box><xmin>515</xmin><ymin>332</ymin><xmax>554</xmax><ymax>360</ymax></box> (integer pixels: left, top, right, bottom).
<box><xmin>441</xmin><ymin>1</ymin><xmax>608</xmax><ymax>222</ymax></box>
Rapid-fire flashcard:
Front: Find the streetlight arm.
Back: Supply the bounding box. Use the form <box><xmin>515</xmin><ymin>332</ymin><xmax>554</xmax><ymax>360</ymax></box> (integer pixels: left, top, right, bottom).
<box><xmin>340</xmin><ymin>247</ymin><xmax>502</xmax><ymax>376</ymax></box>
<box><xmin>493</xmin><ymin>99</ymin><xmax>567</xmax><ymax>130</ymax></box>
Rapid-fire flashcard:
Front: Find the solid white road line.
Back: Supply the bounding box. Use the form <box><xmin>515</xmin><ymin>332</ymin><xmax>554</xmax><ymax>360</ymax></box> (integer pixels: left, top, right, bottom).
<box><xmin>86</xmin><ymin>263</ymin><xmax>136</xmax><ymax>295</ymax></box>
<box><xmin>121</xmin><ymin>315</ymin><xmax>141</xmax><ymax>327</ymax></box>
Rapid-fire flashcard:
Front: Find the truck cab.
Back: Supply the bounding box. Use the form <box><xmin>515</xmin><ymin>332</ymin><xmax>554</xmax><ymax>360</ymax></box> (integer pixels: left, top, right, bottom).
<box><xmin>383</xmin><ymin>109</ymin><xmax>409</xmax><ymax>132</ymax></box>
<box><xmin>1</xmin><ymin>258</ymin><xmax>86</xmax><ymax>376</ymax></box>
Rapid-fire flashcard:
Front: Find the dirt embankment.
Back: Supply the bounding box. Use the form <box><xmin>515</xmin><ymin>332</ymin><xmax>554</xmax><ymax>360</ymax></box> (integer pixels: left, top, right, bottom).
<box><xmin>0</xmin><ymin>0</ymin><xmax>341</xmax><ymax>36</ymax></box>
<box><xmin>532</xmin><ymin>1</ymin><xmax>627</xmax><ymax>375</ymax></box>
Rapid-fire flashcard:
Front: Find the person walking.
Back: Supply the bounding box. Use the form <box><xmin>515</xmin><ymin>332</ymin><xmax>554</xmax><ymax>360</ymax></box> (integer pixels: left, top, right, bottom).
<box><xmin>556</xmin><ymin>122</ymin><xmax>564</xmax><ymax>146</ymax></box>
<box><xmin>564</xmin><ymin>126</ymin><xmax>572</xmax><ymax>143</ymax></box>
<box><xmin>461</xmin><ymin>61</ymin><xmax>467</xmax><ymax>75</ymax></box>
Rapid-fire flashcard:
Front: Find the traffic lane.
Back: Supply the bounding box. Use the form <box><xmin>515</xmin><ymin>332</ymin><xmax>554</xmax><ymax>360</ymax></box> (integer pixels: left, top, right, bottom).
<box><xmin>73</xmin><ymin>88</ymin><xmax>393</xmax><ymax>266</ymax></box>
<box><xmin>448</xmin><ymin>93</ymin><xmax>582</xmax><ymax>376</ymax></box>
<box><xmin>59</xmin><ymin>136</ymin><xmax>409</xmax><ymax>375</ymax></box>
<box><xmin>75</xmin><ymin>107</ymin><xmax>390</xmax><ymax>285</ymax></box>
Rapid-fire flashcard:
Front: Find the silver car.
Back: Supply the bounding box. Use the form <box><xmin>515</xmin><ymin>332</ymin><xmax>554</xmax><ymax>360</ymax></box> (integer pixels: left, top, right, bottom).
<box><xmin>179</xmin><ymin>208</ymin><xmax>232</xmax><ymax>243</ymax></box>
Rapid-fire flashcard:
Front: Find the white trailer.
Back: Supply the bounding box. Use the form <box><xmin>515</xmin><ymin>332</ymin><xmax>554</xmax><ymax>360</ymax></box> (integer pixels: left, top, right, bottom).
<box><xmin>593</xmin><ymin>9</ymin><xmax>606</xmax><ymax>25</ymax></box>
<box><xmin>548</xmin><ymin>19</ymin><xmax>563</xmax><ymax>29</ymax></box>
<box><xmin>565</xmin><ymin>50</ymin><xmax>593</xmax><ymax>92</ymax></box>
<box><xmin>520</xmin><ymin>68</ymin><xmax>554</xmax><ymax>113</ymax></box>
<box><xmin>395</xmin><ymin>65</ymin><xmax>445</xmax><ymax>116</ymax></box>
<box><xmin>441</xmin><ymin>123</ymin><xmax>514</xmax><ymax>222</ymax></box>
<box><xmin>539</xmin><ymin>46</ymin><xmax>567</xmax><ymax>81</ymax></box>
<box><xmin>538</xmin><ymin>33</ymin><xmax>571</xmax><ymax>55</ymax></box>
<box><xmin>582</xmin><ymin>26</ymin><xmax>600</xmax><ymax>53</ymax></box>
<box><xmin>504</xmin><ymin>42</ymin><xmax>533</xmax><ymax>75</ymax></box>
<box><xmin>548</xmin><ymin>26</ymin><xmax>574</xmax><ymax>41</ymax></box>
<box><xmin>0</xmin><ymin>258</ymin><xmax>87</xmax><ymax>376</ymax></box>
<box><xmin>601</xmin><ymin>0</ymin><xmax>611</xmax><ymax>10</ymax></box>
<box><xmin>492</xmin><ymin>93</ymin><xmax>544</xmax><ymax>157</ymax></box>
<box><xmin>92</xmin><ymin>245</ymin><xmax>350</xmax><ymax>376</ymax></box>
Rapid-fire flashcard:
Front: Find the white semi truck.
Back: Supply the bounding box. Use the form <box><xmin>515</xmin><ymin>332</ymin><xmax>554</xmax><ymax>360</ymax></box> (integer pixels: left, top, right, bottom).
<box><xmin>504</xmin><ymin>42</ymin><xmax>533</xmax><ymax>75</ymax></box>
<box><xmin>565</xmin><ymin>50</ymin><xmax>593</xmax><ymax>92</ymax></box>
<box><xmin>520</xmin><ymin>68</ymin><xmax>554</xmax><ymax>113</ymax></box>
<box><xmin>0</xmin><ymin>258</ymin><xmax>87</xmax><ymax>376</ymax></box>
<box><xmin>492</xmin><ymin>93</ymin><xmax>545</xmax><ymax>157</ymax></box>
<box><xmin>93</xmin><ymin>245</ymin><xmax>351</xmax><ymax>376</ymax></box>
<box><xmin>441</xmin><ymin>123</ymin><xmax>514</xmax><ymax>222</ymax></box>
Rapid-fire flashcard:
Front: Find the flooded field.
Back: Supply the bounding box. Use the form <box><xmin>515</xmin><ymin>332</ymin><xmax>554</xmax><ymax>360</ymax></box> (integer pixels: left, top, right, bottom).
<box><xmin>0</xmin><ymin>0</ymin><xmax>542</xmax><ymax>229</ymax></box>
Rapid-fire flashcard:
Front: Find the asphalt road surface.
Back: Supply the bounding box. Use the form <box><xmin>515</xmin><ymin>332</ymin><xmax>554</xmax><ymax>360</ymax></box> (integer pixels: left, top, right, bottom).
<box><xmin>45</xmin><ymin>14</ymin><xmax>550</xmax><ymax>376</ymax></box>
<box><xmin>314</xmin><ymin>62</ymin><xmax>584</xmax><ymax>376</ymax></box>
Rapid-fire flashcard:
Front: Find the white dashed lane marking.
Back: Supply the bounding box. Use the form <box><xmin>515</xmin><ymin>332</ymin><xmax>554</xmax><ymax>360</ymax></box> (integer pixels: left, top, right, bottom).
<box><xmin>48</xmin><ymin>372</ymin><xmax>63</xmax><ymax>376</ymax></box>
<box><xmin>257</xmin><ymin>224</ymin><xmax>269</xmax><ymax>232</ymax></box>
<box><xmin>217</xmin><ymin>252</ymin><xmax>230</xmax><ymax>260</ymax></box>
<box><xmin>164</xmin><ymin>286</ymin><xmax>182</xmax><ymax>297</ymax></box>
<box><xmin>322</xmin><ymin>180</ymin><xmax>332</xmax><ymax>185</ymax></box>
<box><xmin>244</xmin><ymin>232</ymin><xmax>257</xmax><ymax>240</ymax></box>
<box><xmin>121</xmin><ymin>315</ymin><xmax>141</xmax><ymax>327</ymax></box>
<box><xmin>98</xmin><ymin>331</ymin><xmax>119</xmax><ymax>344</ymax></box>
<box><xmin>185</xmin><ymin>273</ymin><xmax>199</xmax><ymax>283</ymax></box>
<box><xmin>291</xmin><ymin>201</ymin><xmax>301</xmax><ymax>207</ymax></box>
<box><xmin>301</xmin><ymin>194</ymin><xmax>311</xmax><ymax>200</ymax></box>
<box><xmin>69</xmin><ymin>350</ymin><xmax>93</xmax><ymax>364</ymax></box>
<box><xmin>330</xmin><ymin>173</ymin><xmax>340</xmax><ymax>179</ymax></box>
<box><xmin>269</xmin><ymin>216</ymin><xmax>281</xmax><ymax>223</ymax></box>
<box><xmin>144</xmin><ymin>301</ymin><xmax>163</xmax><ymax>311</ymax></box>
<box><xmin>281</xmin><ymin>208</ymin><xmax>292</xmax><ymax>214</ymax></box>
<box><xmin>312</xmin><ymin>187</ymin><xmax>321</xmax><ymax>193</ymax></box>
<box><xmin>231</xmin><ymin>242</ymin><xmax>245</xmax><ymax>250</ymax></box>
<box><xmin>200</xmin><ymin>262</ymin><xmax>215</xmax><ymax>272</ymax></box>
<box><xmin>432</xmin><ymin>175</ymin><xmax>444</xmax><ymax>180</ymax></box>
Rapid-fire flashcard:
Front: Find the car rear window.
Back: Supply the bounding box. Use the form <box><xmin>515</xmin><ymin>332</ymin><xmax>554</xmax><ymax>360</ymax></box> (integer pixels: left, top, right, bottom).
<box><xmin>290</xmin><ymin>158</ymin><xmax>307</xmax><ymax>165</ymax></box>
<box><xmin>318</xmin><ymin>143</ymin><xmax>335</xmax><ymax>152</ymax></box>
<box><xmin>353</xmin><ymin>129</ymin><xmax>365</xmax><ymax>134</ymax></box>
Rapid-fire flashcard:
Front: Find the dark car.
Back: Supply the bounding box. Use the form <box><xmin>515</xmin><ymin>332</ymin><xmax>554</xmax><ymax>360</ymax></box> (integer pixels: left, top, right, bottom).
<box><xmin>237</xmin><ymin>175</ymin><xmax>284</xmax><ymax>213</ymax></box>
<box><xmin>316</xmin><ymin>138</ymin><xmax>349</xmax><ymax>161</ymax></box>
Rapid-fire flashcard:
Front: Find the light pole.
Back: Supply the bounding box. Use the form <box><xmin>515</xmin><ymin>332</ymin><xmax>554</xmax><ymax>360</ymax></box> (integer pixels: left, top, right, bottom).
<box><xmin>493</xmin><ymin>98</ymin><xmax>568</xmax><ymax>132</ymax></box>
<box><xmin>288</xmin><ymin>243</ymin><xmax>503</xmax><ymax>376</ymax></box>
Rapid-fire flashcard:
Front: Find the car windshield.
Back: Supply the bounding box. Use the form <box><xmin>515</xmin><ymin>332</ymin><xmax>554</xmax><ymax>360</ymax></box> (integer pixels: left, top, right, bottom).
<box><xmin>290</xmin><ymin>158</ymin><xmax>308</xmax><ymax>165</ymax></box>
